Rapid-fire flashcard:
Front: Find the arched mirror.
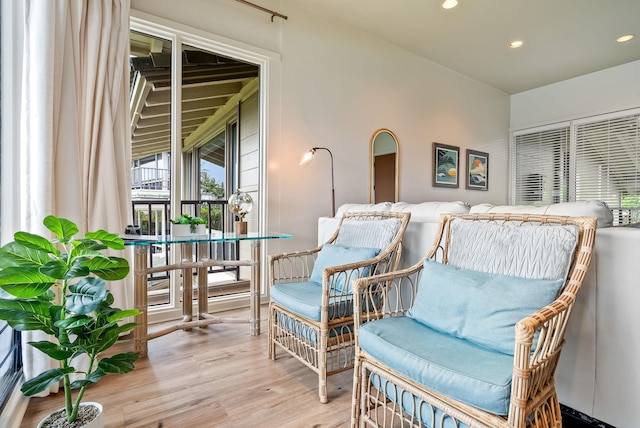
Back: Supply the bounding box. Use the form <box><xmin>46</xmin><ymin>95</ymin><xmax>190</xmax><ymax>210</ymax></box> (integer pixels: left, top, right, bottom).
<box><xmin>369</xmin><ymin>129</ymin><xmax>399</xmax><ymax>203</ymax></box>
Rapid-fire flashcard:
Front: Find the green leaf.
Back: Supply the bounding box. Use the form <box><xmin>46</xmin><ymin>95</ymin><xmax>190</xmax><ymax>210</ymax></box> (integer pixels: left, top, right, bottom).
<box><xmin>85</xmin><ymin>230</ymin><xmax>125</xmax><ymax>250</ymax></box>
<box><xmin>0</xmin><ymin>299</ymin><xmax>54</xmax><ymax>333</ymax></box>
<box><xmin>109</xmin><ymin>322</ymin><xmax>137</xmax><ymax>337</ymax></box>
<box><xmin>91</xmin><ymin>328</ymin><xmax>120</xmax><ymax>354</ymax></box>
<box><xmin>27</xmin><ymin>340</ymin><xmax>74</xmax><ymax>360</ymax></box>
<box><xmin>0</xmin><ymin>298</ymin><xmax>51</xmax><ymax>316</ymax></box>
<box><xmin>44</xmin><ymin>256</ymin><xmax>92</xmax><ymax>280</ymax></box>
<box><xmin>21</xmin><ymin>367</ymin><xmax>74</xmax><ymax>396</ymax></box>
<box><xmin>0</xmin><ymin>267</ymin><xmax>56</xmax><ymax>298</ymax></box>
<box><xmin>0</xmin><ymin>242</ymin><xmax>51</xmax><ymax>269</ymax></box>
<box><xmin>36</xmin><ymin>289</ymin><xmax>56</xmax><ymax>302</ymax></box>
<box><xmin>66</xmin><ymin>278</ymin><xmax>108</xmax><ymax>314</ymax></box>
<box><xmin>98</xmin><ymin>352</ymin><xmax>138</xmax><ymax>374</ymax></box>
<box><xmin>107</xmin><ymin>309</ymin><xmax>141</xmax><ymax>323</ymax></box>
<box><xmin>39</xmin><ymin>259</ymin><xmax>72</xmax><ymax>280</ymax></box>
<box><xmin>64</xmin><ymin>260</ymin><xmax>91</xmax><ymax>279</ymax></box>
<box><xmin>70</xmin><ymin>378</ymin><xmax>97</xmax><ymax>389</ymax></box>
<box><xmin>84</xmin><ymin>257</ymin><xmax>129</xmax><ymax>281</ymax></box>
<box><xmin>43</xmin><ymin>215</ymin><xmax>78</xmax><ymax>241</ymax></box>
<box><xmin>69</xmin><ymin>240</ymin><xmax>106</xmax><ymax>260</ymax></box>
<box><xmin>85</xmin><ymin>369</ymin><xmax>106</xmax><ymax>384</ymax></box>
<box><xmin>54</xmin><ymin>314</ymin><xmax>93</xmax><ymax>330</ymax></box>
<box><xmin>14</xmin><ymin>231</ymin><xmax>60</xmax><ymax>255</ymax></box>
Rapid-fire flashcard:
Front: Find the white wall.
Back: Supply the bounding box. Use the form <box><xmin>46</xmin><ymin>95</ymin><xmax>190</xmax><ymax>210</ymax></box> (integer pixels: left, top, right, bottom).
<box><xmin>510</xmin><ymin>60</ymin><xmax>640</xmax><ymax>428</ymax></box>
<box><xmin>511</xmin><ymin>59</ymin><xmax>640</xmax><ymax>130</ymax></box>
<box><xmin>131</xmin><ymin>0</ymin><xmax>511</xmax><ymax>252</ymax></box>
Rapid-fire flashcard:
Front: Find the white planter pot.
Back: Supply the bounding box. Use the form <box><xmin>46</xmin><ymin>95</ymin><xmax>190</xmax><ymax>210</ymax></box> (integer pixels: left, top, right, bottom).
<box><xmin>172</xmin><ymin>223</ymin><xmax>206</xmax><ymax>237</ymax></box>
<box><xmin>37</xmin><ymin>402</ymin><xmax>103</xmax><ymax>428</ymax></box>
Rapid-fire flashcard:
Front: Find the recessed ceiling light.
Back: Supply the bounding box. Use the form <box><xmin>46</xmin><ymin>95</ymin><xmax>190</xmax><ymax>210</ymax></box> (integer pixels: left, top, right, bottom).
<box><xmin>617</xmin><ymin>34</ymin><xmax>634</xmax><ymax>43</ymax></box>
<box><xmin>509</xmin><ymin>40</ymin><xmax>524</xmax><ymax>49</ymax></box>
<box><xmin>442</xmin><ymin>0</ymin><xmax>458</xmax><ymax>10</ymax></box>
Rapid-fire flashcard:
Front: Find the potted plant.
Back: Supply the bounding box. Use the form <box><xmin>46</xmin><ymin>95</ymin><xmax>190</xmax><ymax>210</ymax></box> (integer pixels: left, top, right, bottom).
<box><xmin>170</xmin><ymin>213</ymin><xmax>207</xmax><ymax>236</ymax></box>
<box><xmin>0</xmin><ymin>215</ymin><xmax>140</xmax><ymax>427</ymax></box>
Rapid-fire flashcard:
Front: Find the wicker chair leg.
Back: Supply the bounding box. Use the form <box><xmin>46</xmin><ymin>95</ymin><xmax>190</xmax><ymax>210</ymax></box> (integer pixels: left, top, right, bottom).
<box><xmin>350</xmin><ymin>356</ymin><xmax>363</xmax><ymax>427</ymax></box>
<box><xmin>528</xmin><ymin>394</ymin><xmax>562</xmax><ymax>428</ymax></box>
<box><xmin>319</xmin><ymin>330</ymin><xmax>328</xmax><ymax>403</ymax></box>
<box><xmin>267</xmin><ymin>306</ymin><xmax>276</xmax><ymax>360</ymax></box>
<box><xmin>319</xmin><ymin>357</ymin><xmax>328</xmax><ymax>403</ymax></box>
<box><xmin>549</xmin><ymin>394</ymin><xmax>563</xmax><ymax>428</ymax></box>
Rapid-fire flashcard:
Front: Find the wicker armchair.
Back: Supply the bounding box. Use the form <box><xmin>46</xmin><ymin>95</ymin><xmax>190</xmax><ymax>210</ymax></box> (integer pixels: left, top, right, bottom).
<box><xmin>351</xmin><ymin>213</ymin><xmax>597</xmax><ymax>428</ymax></box>
<box><xmin>269</xmin><ymin>211</ymin><xmax>411</xmax><ymax>403</ymax></box>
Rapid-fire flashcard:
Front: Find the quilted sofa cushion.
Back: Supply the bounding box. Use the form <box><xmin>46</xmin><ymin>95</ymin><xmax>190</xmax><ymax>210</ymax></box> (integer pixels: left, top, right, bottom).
<box><xmin>390</xmin><ymin>201</ymin><xmax>470</xmax><ymax>222</ymax></box>
<box><xmin>334</xmin><ymin>201</ymin><xmax>470</xmax><ymax>222</ymax></box>
<box><xmin>335</xmin><ymin>202</ymin><xmax>392</xmax><ymax>217</ymax></box>
<box><xmin>470</xmin><ymin>200</ymin><xmax>613</xmax><ymax>228</ymax></box>
<box><xmin>408</xmin><ymin>259</ymin><xmax>565</xmax><ymax>355</ymax></box>
<box><xmin>359</xmin><ymin>316</ymin><xmax>514</xmax><ymax>415</ymax></box>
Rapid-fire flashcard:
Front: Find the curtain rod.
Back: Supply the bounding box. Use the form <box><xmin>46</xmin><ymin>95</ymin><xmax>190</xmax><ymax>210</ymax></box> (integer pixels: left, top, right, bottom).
<box><xmin>234</xmin><ymin>0</ymin><xmax>288</xmax><ymax>21</ymax></box>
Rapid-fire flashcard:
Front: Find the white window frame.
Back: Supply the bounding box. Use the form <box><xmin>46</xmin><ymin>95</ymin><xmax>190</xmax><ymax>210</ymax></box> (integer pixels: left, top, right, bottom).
<box><xmin>510</xmin><ymin>107</ymin><xmax>640</xmax><ymax>225</ymax></box>
<box><xmin>131</xmin><ymin>11</ymin><xmax>277</xmax><ymax>323</ymax></box>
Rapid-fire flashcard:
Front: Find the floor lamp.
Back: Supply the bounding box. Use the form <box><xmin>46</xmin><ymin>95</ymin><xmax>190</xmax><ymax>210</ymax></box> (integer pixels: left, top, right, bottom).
<box><xmin>300</xmin><ymin>147</ymin><xmax>335</xmax><ymax>217</ymax></box>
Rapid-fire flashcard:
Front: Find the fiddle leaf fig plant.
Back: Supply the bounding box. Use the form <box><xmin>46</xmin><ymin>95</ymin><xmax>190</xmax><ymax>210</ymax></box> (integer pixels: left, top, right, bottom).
<box><xmin>0</xmin><ymin>215</ymin><xmax>140</xmax><ymax>423</ymax></box>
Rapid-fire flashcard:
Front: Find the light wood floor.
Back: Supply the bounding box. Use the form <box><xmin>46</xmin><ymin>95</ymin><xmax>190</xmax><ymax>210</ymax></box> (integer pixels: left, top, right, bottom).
<box><xmin>20</xmin><ymin>306</ymin><xmax>354</xmax><ymax>427</ymax></box>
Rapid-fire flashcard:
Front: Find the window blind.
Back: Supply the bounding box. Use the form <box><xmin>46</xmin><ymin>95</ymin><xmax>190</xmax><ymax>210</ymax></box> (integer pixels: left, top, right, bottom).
<box><xmin>513</xmin><ymin>126</ymin><xmax>570</xmax><ymax>205</ymax></box>
<box><xmin>512</xmin><ymin>110</ymin><xmax>640</xmax><ymax>225</ymax></box>
<box><xmin>575</xmin><ymin>112</ymin><xmax>640</xmax><ymax>223</ymax></box>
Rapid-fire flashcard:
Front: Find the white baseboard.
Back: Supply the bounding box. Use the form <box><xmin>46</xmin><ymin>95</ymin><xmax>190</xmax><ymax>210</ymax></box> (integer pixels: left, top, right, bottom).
<box><xmin>0</xmin><ymin>381</ymin><xmax>29</xmax><ymax>428</ymax></box>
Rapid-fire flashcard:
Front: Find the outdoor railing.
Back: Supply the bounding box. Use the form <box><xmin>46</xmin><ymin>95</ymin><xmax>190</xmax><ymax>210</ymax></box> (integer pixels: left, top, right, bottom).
<box><xmin>610</xmin><ymin>206</ymin><xmax>640</xmax><ymax>226</ymax></box>
<box><xmin>131</xmin><ymin>199</ymin><xmax>239</xmax><ymax>281</ymax></box>
<box><xmin>131</xmin><ymin>166</ymin><xmax>170</xmax><ymax>190</ymax></box>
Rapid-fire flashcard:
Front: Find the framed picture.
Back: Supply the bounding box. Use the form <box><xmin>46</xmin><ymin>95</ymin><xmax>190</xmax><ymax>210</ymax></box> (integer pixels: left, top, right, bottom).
<box><xmin>433</xmin><ymin>142</ymin><xmax>459</xmax><ymax>188</ymax></box>
<box><xmin>466</xmin><ymin>149</ymin><xmax>489</xmax><ymax>191</ymax></box>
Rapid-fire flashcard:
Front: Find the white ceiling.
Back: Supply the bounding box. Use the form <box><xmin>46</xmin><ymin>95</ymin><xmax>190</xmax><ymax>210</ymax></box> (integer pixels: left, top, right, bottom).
<box><xmin>292</xmin><ymin>0</ymin><xmax>640</xmax><ymax>94</ymax></box>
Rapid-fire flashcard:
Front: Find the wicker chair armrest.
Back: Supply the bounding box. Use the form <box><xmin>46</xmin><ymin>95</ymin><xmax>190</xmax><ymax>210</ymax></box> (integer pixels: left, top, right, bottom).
<box><xmin>514</xmin><ymin>293</ymin><xmax>572</xmax><ymax>359</ymax></box>
<box><xmin>352</xmin><ymin>261</ymin><xmax>425</xmax><ymax>326</ymax></box>
<box><xmin>510</xmin><ymin>292</ymin><xmax>575</xmax><ymax>416</ymax></box>
<box><xmin>268</xmin><ymin>246</ymin><xmax>322</xmax><ymax>285</ymax></box>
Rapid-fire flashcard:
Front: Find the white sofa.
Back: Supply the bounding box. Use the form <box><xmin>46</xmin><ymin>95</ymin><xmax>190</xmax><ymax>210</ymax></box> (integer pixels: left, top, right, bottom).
<box><xmin>318</xmin><ymin>200</ymin><xmax>638</xmax><ymax>428</ymax></box>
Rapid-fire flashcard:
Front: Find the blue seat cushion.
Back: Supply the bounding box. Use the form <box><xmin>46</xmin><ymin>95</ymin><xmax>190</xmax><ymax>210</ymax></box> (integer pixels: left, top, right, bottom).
<box><xmin>359</xmin><ymin>316</ymin><xmax>513</xmax><ymax>415</ymax></box>
<box><xmin>270</xmin><ymin>281</ymin><xmax>354</xmax><ymax>321</ymax></box>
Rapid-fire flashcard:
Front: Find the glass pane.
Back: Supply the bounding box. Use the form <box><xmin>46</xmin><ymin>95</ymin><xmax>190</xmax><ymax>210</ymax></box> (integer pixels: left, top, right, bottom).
<box><xmin>200</xmin><ymin>131</ymin><xmax>226</xmax><ymax>231</ymax></box>
<box><xmin>130</xmin><ymin>31</ymin><xmax>173</xmax><ymax>307</ymax></box>
<box><xmin>180</xmin><ymin>41</ymin><xmax>260</xmax><ymax>303</ymax></box>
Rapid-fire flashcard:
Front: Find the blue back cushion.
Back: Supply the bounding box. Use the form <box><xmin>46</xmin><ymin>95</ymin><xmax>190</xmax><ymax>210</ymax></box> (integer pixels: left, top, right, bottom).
<box><xmin>309</xmin><ymin>244</ymin><xmax>380</xmax><ymax>292</ymax></box>
<box><xmin>408</xmin><ymin>259</ymin><xmax>565</xmax><ymax>355</ymax></box>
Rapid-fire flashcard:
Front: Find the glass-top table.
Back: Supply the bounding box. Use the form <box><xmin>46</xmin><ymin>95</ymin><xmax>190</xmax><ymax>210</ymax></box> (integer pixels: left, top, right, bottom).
<box><xmin>125</xmin><ymin>231</ymin><xmax>292</xmax><ymax>358</ymax></box>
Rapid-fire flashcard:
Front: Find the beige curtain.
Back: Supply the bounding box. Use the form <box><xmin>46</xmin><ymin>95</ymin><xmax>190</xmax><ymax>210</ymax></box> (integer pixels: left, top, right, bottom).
<box><xmin>14</xmin><ymin>0</ymin><xmax>131</xmax><ymax>396</ymax></box>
